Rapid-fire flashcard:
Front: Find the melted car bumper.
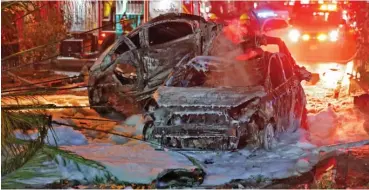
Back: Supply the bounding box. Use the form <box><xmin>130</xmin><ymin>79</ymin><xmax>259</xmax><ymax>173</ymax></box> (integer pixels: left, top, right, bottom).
<box><xmin>147</xmin><ymin>124</ymin><xmax>240</xmax><ymax>150</ymax></box>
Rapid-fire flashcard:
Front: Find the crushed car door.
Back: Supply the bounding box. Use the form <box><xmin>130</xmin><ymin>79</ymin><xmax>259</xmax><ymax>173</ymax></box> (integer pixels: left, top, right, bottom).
<box><xmin>110</xmin><ymin>30</ymin><xmax>152</xmax><ymax>114</ymax></box>
<box><xmin>266</xmin><ymin>54</ymin><xmax>291</xmax><ymax>133</ymax></box>
<box><xmin>280</xmin><ymin>54</ymin><xmax>305</xmax><ymax>132</ymax></box>
<box><xmin>141</xmin><ymin>21</ymin><xmax>198</xmax><ymax>91</ymax></box>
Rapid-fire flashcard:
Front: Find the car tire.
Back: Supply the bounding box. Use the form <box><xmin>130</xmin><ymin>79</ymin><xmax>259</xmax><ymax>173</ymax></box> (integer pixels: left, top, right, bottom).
<box><xmin>263</xmin><ymin>123</ymin><xmax>276</xmax><ymax>151</ymax></box>
<box><xmin>143</xmin><ymin>120</ymin><xmax>154</xmax><ymax>141</ymax></box>
<box><xmin>143</xmin><ymin>98</ymin><xmax>159</xmax><ymax>113</ymax></box>
<box><xmin>88</xmin><ymin>82</ymin><xmax>112</xmax><ymax>115</ymax></box>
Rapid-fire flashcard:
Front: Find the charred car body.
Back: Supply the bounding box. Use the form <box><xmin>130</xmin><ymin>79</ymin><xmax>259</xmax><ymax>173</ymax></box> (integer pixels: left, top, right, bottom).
<box><xmin>143</xmin><ymin>51</ymin><xmax>311</xmax><ymax>150</ymax></box>
<box><xmin>89</xmin><ymin>12</ymin><xmax>312</xmax><ymax>150</ymax></box>
<box><xmin>88</xmin><ymin>13</ymin><xmax>223</xmax><ymax>116</ymax></box>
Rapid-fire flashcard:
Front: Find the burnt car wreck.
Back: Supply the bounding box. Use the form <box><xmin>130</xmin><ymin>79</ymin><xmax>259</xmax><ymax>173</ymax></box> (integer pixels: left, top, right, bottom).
<box><xmin>88</xmin><ymin>13</ymin><xmax>222</xmax><ymax>116</ymax></box>
<box><xmin>88</xmin><ymin>13</ymin><xmax>312</xmax><ymax>150</ymax></box>
<box><xmin>143</xmin><ymin>53</ymin><xmax>311</xmax><ymax>150</ymax></box>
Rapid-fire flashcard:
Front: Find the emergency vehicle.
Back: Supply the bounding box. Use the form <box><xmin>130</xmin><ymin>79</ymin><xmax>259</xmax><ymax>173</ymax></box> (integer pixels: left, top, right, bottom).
<box><xmin>287</xmin><ymin>2</ymin><xmax>356</xmax><ymax>61</ymax></box>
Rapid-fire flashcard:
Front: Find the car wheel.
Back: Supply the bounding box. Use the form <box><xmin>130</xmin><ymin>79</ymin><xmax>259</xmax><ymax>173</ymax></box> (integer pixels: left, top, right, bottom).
<box><xmin>88</xmin><ymin>82</ymin><xmax>112</xmax><ymax>115</ymax></box>
<box><xmin>236</xmin><ymin>124</ymin><xmax>248</xmax><ymax>149</ymax></box>
<box><xmin>143</xmin><ymin>120</ymin><xmax>154</xmax><ymax>141</ymax></box>
<box><xmin>263</xmin><ymin>123</ymin><xmax>276</xmax><ymax>151</ymax></box>
<box><xmin>142</xmin><ymin>98</ymin><xmax>159</xmax><ymax>113</ymax></box>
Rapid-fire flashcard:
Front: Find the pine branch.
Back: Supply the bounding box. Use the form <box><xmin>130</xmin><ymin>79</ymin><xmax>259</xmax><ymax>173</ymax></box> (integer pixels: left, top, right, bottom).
<box><xmin>13</xmin><ymin>3</ymin><xmax>48</xmax><ymax>23</ymax></box>
<box><xmin>1</xmin><ymin>2</ymin><xmax>18</xmax><ymax>10</ymax></box>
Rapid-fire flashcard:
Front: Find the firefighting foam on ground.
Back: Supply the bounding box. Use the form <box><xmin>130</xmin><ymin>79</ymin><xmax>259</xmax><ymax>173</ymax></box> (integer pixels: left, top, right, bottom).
<box><xmin>1</xmin><ymin>0</ymin><xmax>369</xmax><ymax>189</ymax></box>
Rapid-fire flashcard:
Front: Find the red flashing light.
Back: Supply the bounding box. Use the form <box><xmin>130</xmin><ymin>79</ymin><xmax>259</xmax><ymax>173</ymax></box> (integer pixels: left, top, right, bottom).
<box><xmin>101</xmin><ymin>33</ymin><xmax>106</xmax><ymax>38</ymax></box>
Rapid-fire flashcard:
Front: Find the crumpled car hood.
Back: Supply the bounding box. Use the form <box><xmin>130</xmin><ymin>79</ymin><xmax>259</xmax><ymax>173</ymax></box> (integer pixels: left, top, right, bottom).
<box><xmin>154</xmin><ymin>86</ymin><xmax>266</xmax><ymax>108</ymax></box>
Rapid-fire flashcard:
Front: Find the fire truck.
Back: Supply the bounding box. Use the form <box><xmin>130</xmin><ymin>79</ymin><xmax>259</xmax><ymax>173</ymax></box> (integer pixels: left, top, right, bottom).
<box><xmin>56</xmin><ymin>1</ymin><xmax>143</xmax><ymax>70</ymax></box>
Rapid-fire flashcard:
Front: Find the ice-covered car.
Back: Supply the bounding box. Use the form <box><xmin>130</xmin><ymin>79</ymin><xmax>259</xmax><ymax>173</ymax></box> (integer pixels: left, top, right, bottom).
<box><xmin>143</xmin><ymin>54</ymin><xmax>311</xmax><ymax>150</ymax></box>
<box><xmin>88</xmin><ymin>13</ymin><xmax>222</xmax><ymax>116</ymax></box>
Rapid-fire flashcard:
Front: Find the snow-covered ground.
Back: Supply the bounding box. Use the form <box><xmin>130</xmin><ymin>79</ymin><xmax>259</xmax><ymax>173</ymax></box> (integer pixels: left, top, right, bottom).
<box><xmin>9</xmin><ymin>61</ymin><xmax>369</xmax><ymax>187</ymax></box>
<box><xmin>182</xmin><ymin>129</ymin><xmax>317</xmax><ymax>185</ymax></box>
<box><xmin>301</xmin><ymin>61</ymin><xmax>368</xmax><ymax>146</ymax></box>
<box><xmin>62</xmin><ymin>142</ymin><xmax>196</xmax><ymax>184</ymax></box>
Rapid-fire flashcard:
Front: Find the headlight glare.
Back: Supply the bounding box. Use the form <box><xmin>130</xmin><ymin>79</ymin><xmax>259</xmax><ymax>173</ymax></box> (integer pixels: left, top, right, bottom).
<box><xmin>288</xmin><ymin>29</ymin><xmax>300</xmax><ymax>42</ymax></box>
<box><xmin>302</xmin><ymin>34</ymin><xmax>310</xmax><ymax>41</ymax></box>
<box><xmin>317</xmin><ymin>33</ymin><xmax>328</xmax><ymax>41</ymax></box>
<box><xmin>329</xmin><ymin>30</ymin><xmax>339</xmax><ymax>42</ymax></box>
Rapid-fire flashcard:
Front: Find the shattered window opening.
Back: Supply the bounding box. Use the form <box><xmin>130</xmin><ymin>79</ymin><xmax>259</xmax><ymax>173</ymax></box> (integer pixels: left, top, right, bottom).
<box><xmin>114</xmin><ymin>63</ymin><xmax>138</xmax><ymax>85</ymax></box>
<box><xmin>128</xmin><ymin>33</ymin><xmax>141</xmax><ymax>49</ymax></box>
<box><xmin>148</xmin><ymin>22</ymin><xmax>193</xmax><ymax>46</ymax></box>
<box><xmin>114</xmin><ymin>41</ymin><xmax>130</xmax><ymax>54</ymax></box>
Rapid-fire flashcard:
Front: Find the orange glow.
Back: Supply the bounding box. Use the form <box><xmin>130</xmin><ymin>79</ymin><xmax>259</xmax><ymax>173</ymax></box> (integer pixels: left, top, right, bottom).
<box><xmin>302</xmin><ymin>34</ymin><xmax>310</xmax><ymax>41</ymax></box>
<box><xmin>223</xmin><ymin>23</ymin><xmax>248</xmax><ymax>44</ymax></box>
<box><xmin>317</xmin><ymin>33</ymin><xmax>328</xmax><ymax>41</ymax></box>
<box><xmin>98</xmin><ymin>40</ymin><xmax>103</xmax><ymax>45</ymax></box>
<box><xmin>328</xmin><ymin>4</ymin><xmax>337</xmax><ymax>11</ymax></box>
<box><xmin>301</xmin><ymin>0</ymin><xmax>309</xmax><ymax>4</ymax></box>
<box><xmin>236</xmin><ymin>49</ymin><xmax>263</xmax><ymax>61</ymax></box>
<box><xmin>320</xmin><ymin>4</ymin><xmax>337</xmax><ymax>11</ymax></box>
<box><xmin>342</xmin><ymin>61</ymin><xmax>353</xmax><ymax>86</ymax></box>
<box><xmin>318</xmin><ymin>64</ymin><xmax>344</xmax><ymax>89</ymax></box>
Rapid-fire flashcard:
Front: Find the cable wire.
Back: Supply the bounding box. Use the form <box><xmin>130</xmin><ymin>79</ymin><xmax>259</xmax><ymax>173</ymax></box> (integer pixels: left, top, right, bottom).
<box><xmin>2</xmin><ymin>20</ymin><xmax>119</xmax><ymax>62</ymax></box>
<box><xmin>3</xmin><ymin>75</ymin><xmax>84</xmax><ymax>91</ymax></box>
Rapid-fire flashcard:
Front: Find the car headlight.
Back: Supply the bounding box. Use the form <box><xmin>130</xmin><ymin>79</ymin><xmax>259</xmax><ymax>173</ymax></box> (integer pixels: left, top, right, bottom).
<box><xmin>302</xmin><ymin>34</ymin><xmax>310</xmax><ymax>41</ymax></box>
<box><xmin>329</xmin><ymin>30</ymin><xmax>339</xmax><ymax>42</ymax></box>
<box><xmin>317</xmin><ymin>33</ymin><xmax>328</xmax><ymax>41</ymax></box>
<box><xmin>288</xmin><ymin>29</ymin><xmax>300</xmax><ymax>42</ymax></box>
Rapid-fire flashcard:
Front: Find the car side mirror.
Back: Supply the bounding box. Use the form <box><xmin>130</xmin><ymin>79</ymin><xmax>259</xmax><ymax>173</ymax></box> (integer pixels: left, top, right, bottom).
<box><xmin>295</xmin><ymin>65</ymin><xmax>312</xmax><ymax>82</ymax></box>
